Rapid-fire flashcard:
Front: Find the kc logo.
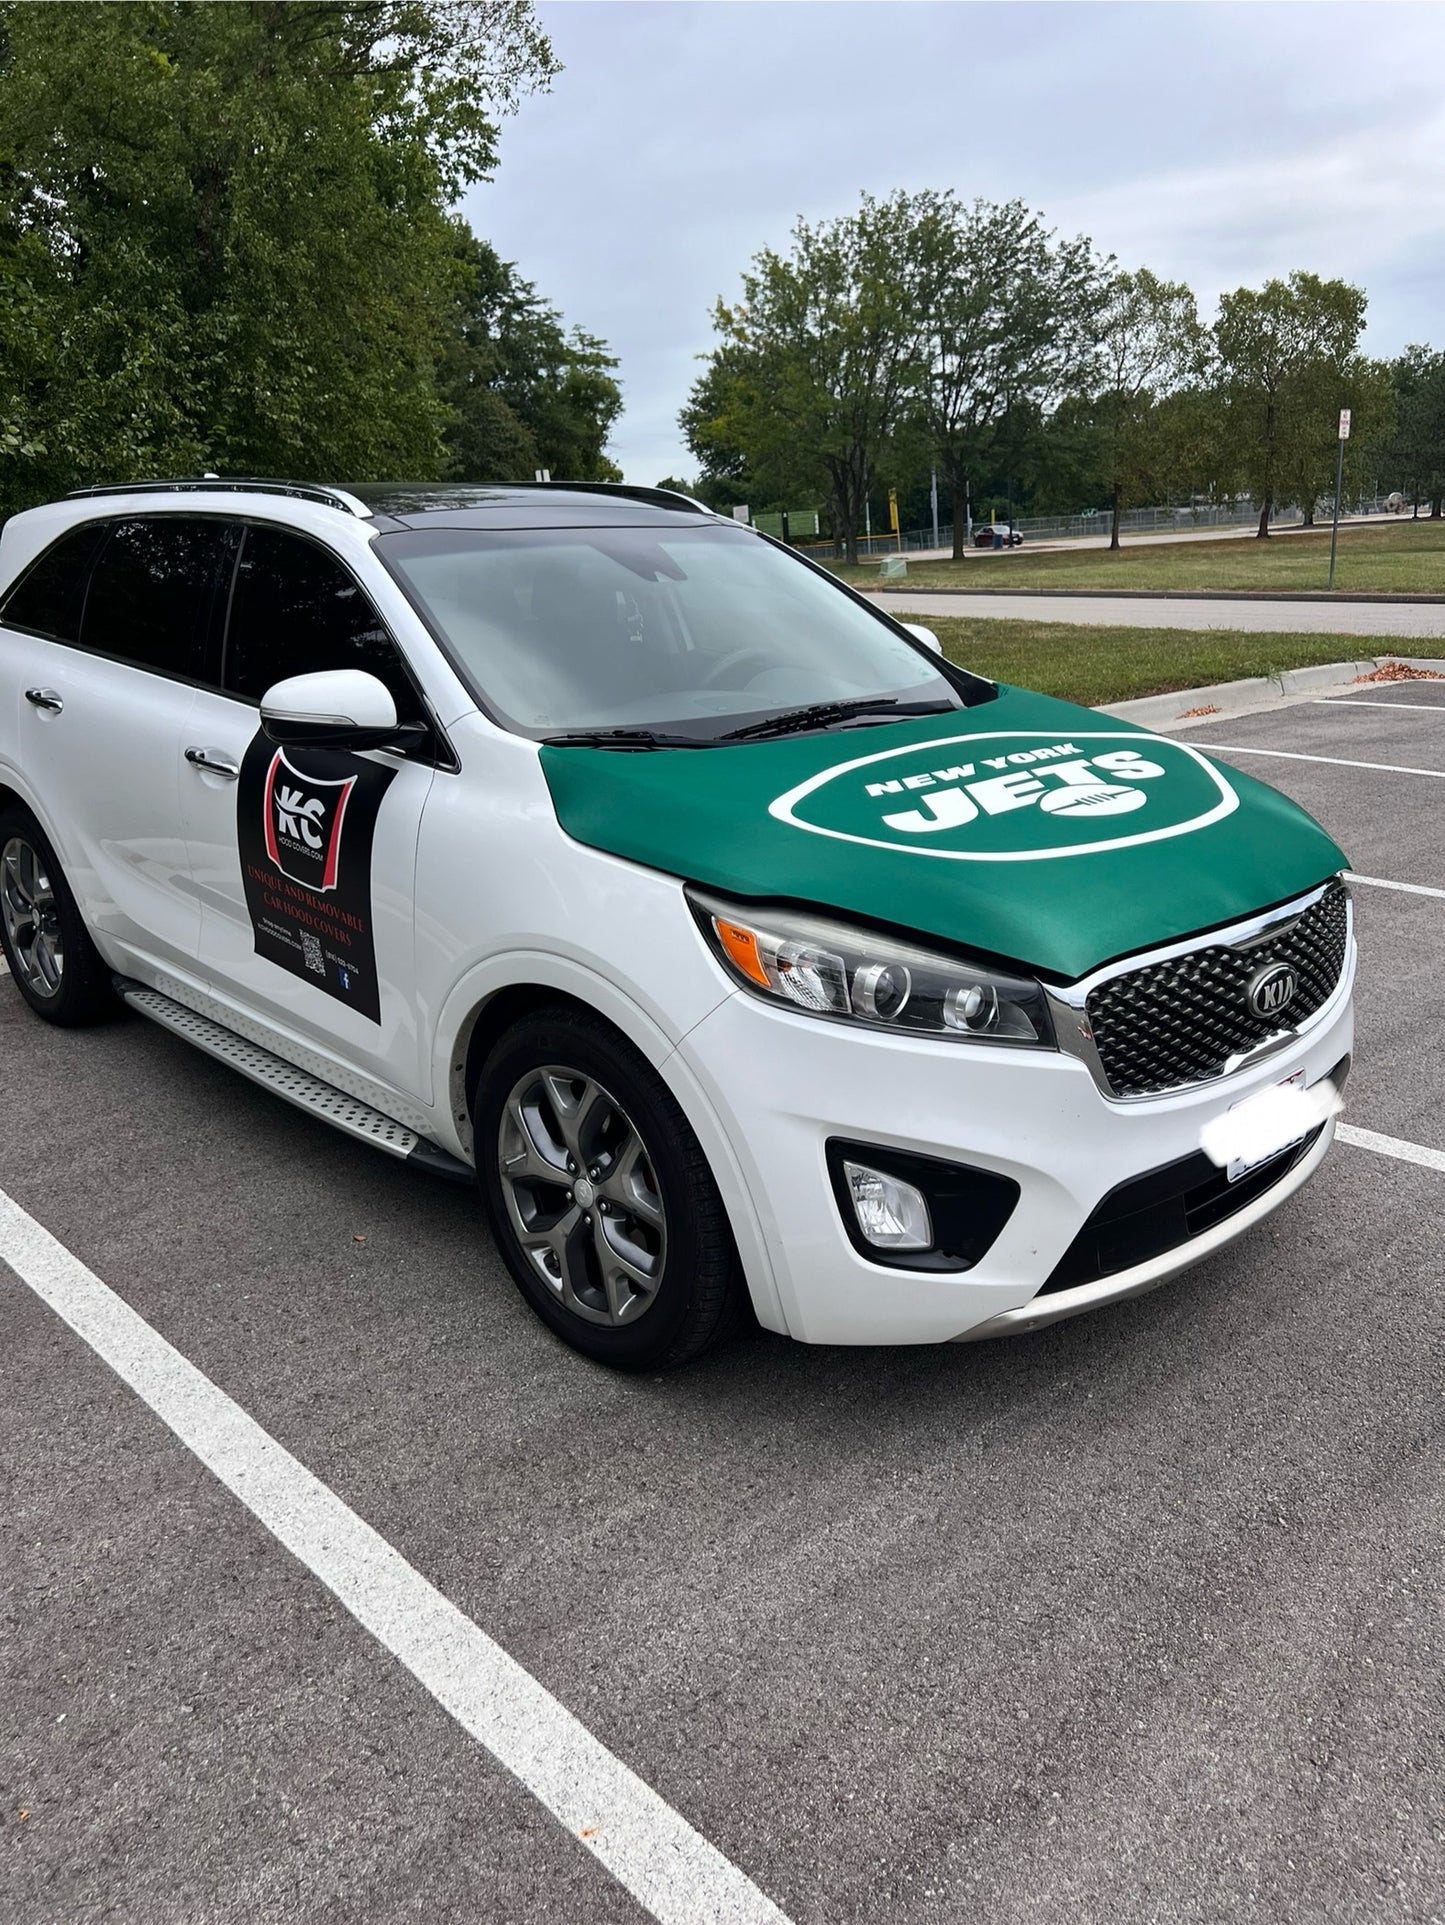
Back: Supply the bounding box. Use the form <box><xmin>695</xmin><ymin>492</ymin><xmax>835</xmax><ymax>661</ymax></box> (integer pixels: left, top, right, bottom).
<box><xmin>274</xmin><ymin>786</ymin><xmax>326</xmax><ymax>849</ymax></box>
<box><xmin>262</xmin><ymin>749</ymin><xmax>358</xmax><ymax>893</ymax></box>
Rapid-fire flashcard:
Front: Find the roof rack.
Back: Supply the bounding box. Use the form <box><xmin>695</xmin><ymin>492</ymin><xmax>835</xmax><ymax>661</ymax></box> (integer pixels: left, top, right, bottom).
<box><xmin>343</xmin><ymin>480</ymin><xmax>717</xmax><ymax>517</ymax></box>
<box><xmin>64</xmin><ymin>478</ymin><xmax>721</xmax><ymax>523</ymax></box>
<box><xmin>65</xmin><ymin>478</ymin><xmax>373</xmax><ymax>519</ymax></box>
<box><xmin>514</xmin><ymin>481</ymin><xmax>714</xmax><ymax>515</ymax></box>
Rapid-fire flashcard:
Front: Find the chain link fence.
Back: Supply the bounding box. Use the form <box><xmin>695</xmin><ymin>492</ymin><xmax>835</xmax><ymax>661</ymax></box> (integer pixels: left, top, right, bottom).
<box><xmin>793</xmin><ymin>495</ymin><xmax>1393</xmax><ymax>561</ymax></box>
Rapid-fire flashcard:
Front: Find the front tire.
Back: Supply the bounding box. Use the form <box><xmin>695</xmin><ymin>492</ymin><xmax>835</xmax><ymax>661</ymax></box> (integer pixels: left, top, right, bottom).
<box><xmin>0</xmin><ymin>807</ymin><xmax>118</xmax><ymax>1026</ymax></box>
<box><xmin>474</xmin><ymin>1006</ymin><xmax>745</xmax><ymax>1369</ymax></box>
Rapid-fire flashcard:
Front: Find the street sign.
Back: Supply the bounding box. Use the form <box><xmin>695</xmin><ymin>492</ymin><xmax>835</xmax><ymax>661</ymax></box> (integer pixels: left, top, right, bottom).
<box><xmin>731</xmin><ymin>504</ymin><xmax>749</xmax><ymax>523</ymax></box>
<box><xmin>1329</xmin><ymin>414</ymin><xmax>1349</xmax><ymax>588</ymax></box>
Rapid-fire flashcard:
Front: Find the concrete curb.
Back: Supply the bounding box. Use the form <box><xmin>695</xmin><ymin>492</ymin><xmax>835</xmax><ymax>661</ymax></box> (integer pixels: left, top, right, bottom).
<box><xmin>1095</xmin><ymin>655</ymin><xmax>1445</xmax><ymax>728</ymax></box>
<box><xmin>873</xmin><ymin>585</ymin><xmax>1445</xmax><ymax>604</ymax></box>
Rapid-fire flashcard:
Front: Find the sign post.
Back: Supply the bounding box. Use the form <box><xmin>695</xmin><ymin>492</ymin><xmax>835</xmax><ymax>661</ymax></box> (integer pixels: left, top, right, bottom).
<box><xmin>1328</xmin><ymin>409</ymin><xmax>1351</xmax><ymax>590</ymax></box>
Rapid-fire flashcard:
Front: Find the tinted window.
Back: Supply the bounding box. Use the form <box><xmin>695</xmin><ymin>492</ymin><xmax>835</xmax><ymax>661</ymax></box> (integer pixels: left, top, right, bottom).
<box><xmin>0</xmin><ymin>522</ymin><xmax>110</xmax><ymax>643</ymax></box>
<box><xmin>224</xmin><ymin>525</ymin><xmax>420</xmax><ymax>720</ymax></box>
<box><xmin>80</xmin><ymin>517</ymin><xmax>231</xmax><ymax>678</ymax></box>
<box><xmin>378</xmin><ymin>523</ymin><xmax>966</xmax><ymax>738</ymax></box>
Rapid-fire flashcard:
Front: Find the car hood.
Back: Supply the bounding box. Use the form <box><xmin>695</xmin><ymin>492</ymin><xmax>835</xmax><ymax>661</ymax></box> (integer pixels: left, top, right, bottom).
<box><xmin>538</xmin><ymin>684</ymin><xmax>1347</xmax><ymax>981</ymax></box>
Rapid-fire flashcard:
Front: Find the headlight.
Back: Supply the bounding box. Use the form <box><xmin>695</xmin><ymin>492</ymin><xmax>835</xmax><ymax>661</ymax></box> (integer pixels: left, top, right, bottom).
<box><xmin>687</xmin><ymin>889</ymin><xmax>1055</xmax><ymax>1048</ymax></box>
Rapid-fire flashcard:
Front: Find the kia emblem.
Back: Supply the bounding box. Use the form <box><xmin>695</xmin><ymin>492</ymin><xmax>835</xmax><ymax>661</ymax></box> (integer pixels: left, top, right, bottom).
<box><xmin>1247</xmin><ymin>961</ymin><xmax>1299</xmax><ymax>1020</ymax></box>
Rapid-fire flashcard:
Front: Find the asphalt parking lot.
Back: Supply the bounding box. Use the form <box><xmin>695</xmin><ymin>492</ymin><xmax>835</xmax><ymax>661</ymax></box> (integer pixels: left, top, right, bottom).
<box><xmin>4</xmin><ymin>687</ymin><xmax>1443</xmax><ymax>1925</ymax></box>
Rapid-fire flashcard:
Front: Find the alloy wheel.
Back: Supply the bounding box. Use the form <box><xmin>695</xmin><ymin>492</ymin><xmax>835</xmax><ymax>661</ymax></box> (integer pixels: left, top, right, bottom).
<box><xmin>497</xmin><ymin>1064</ymin><xmax>667</xmax><ymax>1327</ymax></box>
<box><xmin>1</xmin><ymin>835</ymin><xmax>63</xmax><ymax>1000</ymax></box>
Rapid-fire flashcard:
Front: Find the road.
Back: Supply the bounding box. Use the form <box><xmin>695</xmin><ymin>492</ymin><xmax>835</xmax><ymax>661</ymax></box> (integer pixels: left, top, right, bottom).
<box><xmin>4</xmin><ymin>689</ymin><xmax>1444</xmax><ymax>1924</ymax></box>
<box><xmin>872</xmin><ymin>588</ymin><xmax>1445</xmax><ymax>639</ymax></box>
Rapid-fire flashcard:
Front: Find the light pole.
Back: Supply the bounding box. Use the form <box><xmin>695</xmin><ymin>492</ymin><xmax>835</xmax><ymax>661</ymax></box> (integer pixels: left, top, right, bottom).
<box><xmin>930</xmin><ymin>468</ymin><xmax>939</xmax><ymax>551</ymax></box>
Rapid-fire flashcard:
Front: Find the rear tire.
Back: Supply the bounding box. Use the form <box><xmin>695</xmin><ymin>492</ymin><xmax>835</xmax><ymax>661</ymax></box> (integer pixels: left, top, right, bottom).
<box><xmin>0</xmin><ymin>807</ymin><xmax>119</xmax><ymax>1026</ymax></box>
<box><xmin>474</xmin><ymin>1005</ymin><xmax>746</xmax><ymax>1369</ymax></box>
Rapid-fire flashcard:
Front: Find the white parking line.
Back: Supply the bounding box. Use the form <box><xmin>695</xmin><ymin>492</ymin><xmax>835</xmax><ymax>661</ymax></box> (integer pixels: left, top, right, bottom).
<box><xmin>0</xmin><ymin>1187</ymin><xmax>792</xmax><ymax>1925</ymax></box>
<box><xmin>1337</xmin><ymin>1123</ymin><xmax>1445</xmax><ymax>1175</ymax></box>
<box><xmin>1345</xmin><ymin>872</ymin><xmax>1445</xmax><ymax>901</ymax></box>
<box><xmin>1204</xmin><ymin>745</ymin><xmax>1445</xmax><ymax>780</ymax></box>
<box><xmin>1316</xmin><ymin>697</ymin><xmax>1445</xmax><ymax>711</ymax></box>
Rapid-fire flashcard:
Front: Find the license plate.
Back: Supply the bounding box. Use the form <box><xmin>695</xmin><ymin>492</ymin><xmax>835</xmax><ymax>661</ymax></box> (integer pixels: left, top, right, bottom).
<box><xmin>1198</xmin><ymin>1069</ymin><xmax>1339</xmax><ymax>1182</ymax></box>
<box><xmin>1225</xmin><ymin>1070</ymin><xmax>1306</xmax><ymax>1181</ymax></box>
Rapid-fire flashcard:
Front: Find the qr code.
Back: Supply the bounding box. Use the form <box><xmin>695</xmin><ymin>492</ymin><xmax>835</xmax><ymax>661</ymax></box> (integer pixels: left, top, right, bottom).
<box><xmin>300</xmin><ymin>932</ymin><xmax>326</xmax><ymax>977</ymax></box>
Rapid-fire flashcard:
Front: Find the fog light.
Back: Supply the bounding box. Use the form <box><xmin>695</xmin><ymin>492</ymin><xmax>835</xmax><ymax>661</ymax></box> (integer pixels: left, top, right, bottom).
<box><xmin>842</xmin><ymin>1160</ymin><xmax>933</xmax><ymax>1250</ymax></box>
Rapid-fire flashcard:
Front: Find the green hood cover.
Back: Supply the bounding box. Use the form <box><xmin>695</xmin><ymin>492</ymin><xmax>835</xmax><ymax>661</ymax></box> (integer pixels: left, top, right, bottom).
<box><xmin>540</xmin><ymin>684</ymin><xmax>1347</xmax><ymax>980</ymax></box>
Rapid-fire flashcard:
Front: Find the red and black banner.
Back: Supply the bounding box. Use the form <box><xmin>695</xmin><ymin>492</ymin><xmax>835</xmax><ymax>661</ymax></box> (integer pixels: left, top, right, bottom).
<box><xmin>237</xmin><ymin>735</ymin><xmax>396</xmax><ymax>1022</ymax></box>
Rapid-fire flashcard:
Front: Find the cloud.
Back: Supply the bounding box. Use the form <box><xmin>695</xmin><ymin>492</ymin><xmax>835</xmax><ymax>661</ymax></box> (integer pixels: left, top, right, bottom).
<box><xmin>463</xmin><ymin>1</ymin><xmax>1445</xmax><ymax>483</ymax></box>
<box><xmin>1052</xmin><ymin>103</ymin><xmax>1445</xmax><ymax>325</ymax></box>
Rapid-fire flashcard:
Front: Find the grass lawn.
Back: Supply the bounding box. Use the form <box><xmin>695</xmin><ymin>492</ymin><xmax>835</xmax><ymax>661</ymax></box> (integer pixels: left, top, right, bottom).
<box><xmin>919</xmin><ymin>615</ymin><xmax>1387</xmax><ymax>708</ymax></box>
<box><xmin>830</xmin><ymin>516</ymin><xmax>1445</xmax><ymax>595</ymax></box>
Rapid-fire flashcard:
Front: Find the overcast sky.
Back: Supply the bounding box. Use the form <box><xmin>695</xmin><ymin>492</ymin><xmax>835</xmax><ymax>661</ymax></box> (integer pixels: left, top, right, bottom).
<box><xmin>461</xmin><ymin>0</ymin><xmax>1445</xmax><ymax>485</ymax></box>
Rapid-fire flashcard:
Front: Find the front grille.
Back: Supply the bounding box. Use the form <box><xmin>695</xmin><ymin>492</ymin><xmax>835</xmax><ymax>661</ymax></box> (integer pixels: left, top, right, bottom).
<box><xmin>1086</xmin><ymin>880</ymin><xmax>1349</xmax><ymax>1098</ymax></box>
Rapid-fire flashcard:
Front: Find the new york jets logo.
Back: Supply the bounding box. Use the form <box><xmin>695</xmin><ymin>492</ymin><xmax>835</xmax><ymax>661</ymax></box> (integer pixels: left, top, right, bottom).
<box><xmin>769</xmin><ymin>729</ymin><xmax>1238</xmax><ymax>862</ymax></box>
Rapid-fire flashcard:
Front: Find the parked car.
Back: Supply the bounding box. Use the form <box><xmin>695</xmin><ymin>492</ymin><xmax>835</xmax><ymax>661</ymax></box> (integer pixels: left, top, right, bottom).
<box><xmin>0</xmin><ymin>480</ymin><xmax>1353</xmax><ymax>1367</ymax></box>
<box><xmin>974</xmin><ymin>523</ymin><xmax>1025</xmax><ymax>548</ymax></box>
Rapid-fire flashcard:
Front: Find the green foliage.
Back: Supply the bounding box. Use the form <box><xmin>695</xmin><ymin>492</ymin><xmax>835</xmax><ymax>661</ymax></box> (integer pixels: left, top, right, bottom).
<box><xmin>439</xmin><ymin>231</ymin><xmax>623</xmax><ymax>483</ymax></box>
<box><xmin>1213</xmin><ymin>272</ymin><xmax>1369</xmax><ymax>534</ymax></box>
<box><xmin>1083</xmin><ymin>270</ymin><xmax>1208</xmax><ymax>545</ymax></box>
<box><xmin>689</xmin><ymin>194</ymin><xmax>937</xmax><ymax>562</ymax></box>
<box><xmin>0</xmin><ymin>0</ymin><xmax>604</xmax><ymax>515</ymax></box>
<box><xmin>1383</xmin><ymin>345</ymin><xmax>1445</xmax><ymax>510</ymax></box>
<box><xmin>685</xmin><ymin>192</ymin><xmax>1441</xmax><ymax>542</ymax></box>
<box><xmin>687</xmin><ymin>192</ymin><xmax>1108</xmax><ymax>558</ymax></box>
<box><xmin>913</xmin><ymin>196</ymin><xmax>1103</xmax><ymax>556</ymax></box>
<box><xmin>679</xmin><ymin>349</ymin><xmax>757</xmax><ymax>490</ymax></box>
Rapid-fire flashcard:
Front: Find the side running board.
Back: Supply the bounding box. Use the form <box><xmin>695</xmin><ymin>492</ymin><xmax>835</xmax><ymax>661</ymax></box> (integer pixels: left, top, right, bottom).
<box><xmin>115</xmin><ymin>978</ymin><xmax>473</xmax><ymax>1185</ymax></box>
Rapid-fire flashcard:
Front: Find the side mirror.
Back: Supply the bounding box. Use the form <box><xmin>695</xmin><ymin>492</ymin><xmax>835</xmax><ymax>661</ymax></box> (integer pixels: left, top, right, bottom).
<box><xmin>902</xmin><ymin>622</ymin><xmax>943</xmax><ymax>654</ymax></box>
<box><xmin>260</xmin><ymin>669</ymin><xmax>412</xmax><ymax>752</ymax></box>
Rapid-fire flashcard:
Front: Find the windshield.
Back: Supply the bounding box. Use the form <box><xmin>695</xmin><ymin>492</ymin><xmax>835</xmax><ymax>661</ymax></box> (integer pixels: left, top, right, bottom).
<box><xmin>377</xmin><ymin>523</ymin><xmax>983</xmax><ymax>741</ymax></box>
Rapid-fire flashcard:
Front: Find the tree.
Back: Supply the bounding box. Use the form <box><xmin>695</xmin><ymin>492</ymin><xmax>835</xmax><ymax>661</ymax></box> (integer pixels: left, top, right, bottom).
<box><xmin>0</xmin><ymin>1</ymin><xmax>559</xmax><ymax>513</ymax></box>
<box><xmin>1274</xmin><ymin>354</ymin><xmax>1391</xmax><ymax>527</ymax></box>
<box><xmin>1085</xmin><ymin>269</ymin><xmax>1206</xmax><ymax>548</ymax></box>
<box><xmin>677</xmin><ymin>348</ymin><xmax>776</xmax><ymax>514</ymax></box>
<box><xmin>1385</xmin><ymin>346</ymin><xmax>1445</xmax><ymax>516</ymax></box>
<box><xmin>914</xmin><ymin>196</ymin><xmax>1104</xmax><ymax>557</ymax></box>
<box><xmin>439</xmin><ymin>232</ymin><xmax>623</xmax><ymax>482</ymax></box>
<box><xmin>693</xmin><ymin>194</ymin><xmax>933</xmax><ymax>564</ymax></box>
<box><xmin>1213</xmin><ymin>273</ymin><xmax>1368</xmax><ymax>536</ymax></box>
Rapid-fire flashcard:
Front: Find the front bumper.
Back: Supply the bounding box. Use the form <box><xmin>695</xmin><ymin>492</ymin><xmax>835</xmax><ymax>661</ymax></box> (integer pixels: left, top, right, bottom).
<box><xmin>676</xmin><ymin>940</ymin><xmax>1355</xmax><ymax>1346</ymax></box>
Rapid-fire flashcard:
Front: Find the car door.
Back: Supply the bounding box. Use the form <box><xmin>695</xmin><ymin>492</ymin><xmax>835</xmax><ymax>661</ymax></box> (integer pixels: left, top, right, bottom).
<box><xmin>0</xmin><ymin>515</ymin><xmax>234</xmax><ymax>980</ymax></box>
<box><xmin>182</xmin><ymin>521</ymin><xmax>437</xmax><ymax>1104</ymax></box>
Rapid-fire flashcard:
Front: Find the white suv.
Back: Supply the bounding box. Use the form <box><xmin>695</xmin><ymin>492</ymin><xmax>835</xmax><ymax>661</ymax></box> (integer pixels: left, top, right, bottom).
<box><xmin>0</xmin><ymin>481</ymin><xmax>1354</xmax><ymax>1367</ymax></box>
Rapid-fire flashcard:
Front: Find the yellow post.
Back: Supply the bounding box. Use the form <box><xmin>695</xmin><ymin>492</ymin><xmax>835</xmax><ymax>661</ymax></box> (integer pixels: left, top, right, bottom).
<box><xmin>888</xmin><ymin>488</ymin><xmax>901</xmax><ymax>552</ymax></box>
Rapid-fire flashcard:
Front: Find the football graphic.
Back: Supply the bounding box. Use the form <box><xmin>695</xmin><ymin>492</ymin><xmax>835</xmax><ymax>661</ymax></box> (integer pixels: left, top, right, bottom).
<box><xmin>1038</xmin><ymin>782</ymin><xmax>1148</xmax><ymax>818</ymax></box>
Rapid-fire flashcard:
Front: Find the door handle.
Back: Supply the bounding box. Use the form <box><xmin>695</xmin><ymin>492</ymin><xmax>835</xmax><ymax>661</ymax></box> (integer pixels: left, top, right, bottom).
<box><xmin>24</xmin><ymin>687</ymin><xmax>63</xmax><ymax>714</ymax></box>
<box><xmin>185</xmin><ymin>746</ymin><xmax>241</xmax><ymax>780</ymax></box>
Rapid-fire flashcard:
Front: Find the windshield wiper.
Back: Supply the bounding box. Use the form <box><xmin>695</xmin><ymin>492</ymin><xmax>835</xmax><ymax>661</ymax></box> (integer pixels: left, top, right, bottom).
<box><xmin>718</xmin><ymin>697</ymin><xmax>956</xmax><ymax>744</ymax></box>
<box><xmin>540</xmin><ymin>727</ymin><xmax>712</xmax><ymax>751</ymax></box>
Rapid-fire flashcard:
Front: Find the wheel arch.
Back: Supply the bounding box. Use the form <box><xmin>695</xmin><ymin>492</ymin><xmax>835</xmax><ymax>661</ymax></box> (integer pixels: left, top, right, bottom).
<box><xmin>437</xmin><ymin>957</ymin><xmax>789</xmax><ymax>1337</ymax></box>
<box><xmin>0</xmin><ymin>766</ymin><xmax>72</xmax><ymax>867</ymax></box>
